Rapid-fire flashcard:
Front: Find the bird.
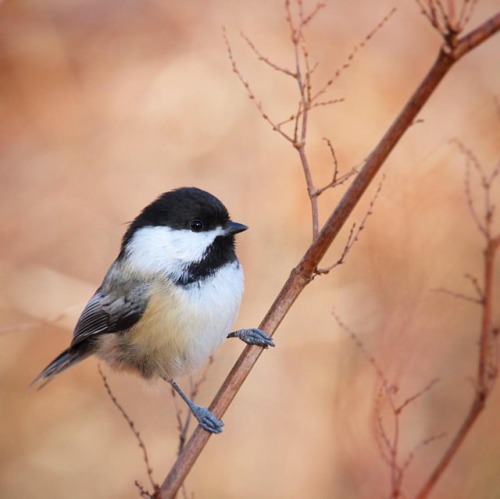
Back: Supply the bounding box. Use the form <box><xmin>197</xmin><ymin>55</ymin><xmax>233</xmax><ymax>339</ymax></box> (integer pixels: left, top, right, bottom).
<box><xmin>32</xmin><ymin>187</ymin><xmax>274</xmax><ymax>433</ymax></box>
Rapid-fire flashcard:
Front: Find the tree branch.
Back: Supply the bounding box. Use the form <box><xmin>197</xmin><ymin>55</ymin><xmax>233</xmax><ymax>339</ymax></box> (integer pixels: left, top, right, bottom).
<box><xmin>415</xmin><ymin>236</ymin><xmax>500</xmax><ymax>499</ymax></box>
<box><xmin>159</xmin><ymin>11</ymin><xmax>500</xmax><ymax>499</ymax></box>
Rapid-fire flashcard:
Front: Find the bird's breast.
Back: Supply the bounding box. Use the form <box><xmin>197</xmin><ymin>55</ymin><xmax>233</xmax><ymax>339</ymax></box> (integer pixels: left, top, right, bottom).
<box><xmin>101</xmin><ymin>261</ymin><xmax>244</xmax><ymax>380</ymax></box>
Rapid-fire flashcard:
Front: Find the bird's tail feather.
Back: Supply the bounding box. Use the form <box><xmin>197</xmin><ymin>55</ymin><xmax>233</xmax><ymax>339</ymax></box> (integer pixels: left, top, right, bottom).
<box><xmin>31</xmin><ymin>348</ymin><xmax>91</xmax><ymax>389</ymax></box>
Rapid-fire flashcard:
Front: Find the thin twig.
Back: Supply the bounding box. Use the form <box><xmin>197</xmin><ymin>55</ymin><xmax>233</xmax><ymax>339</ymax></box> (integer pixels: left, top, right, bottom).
<box><xmin>313</xmin><ymin>139</ymin><xmax>358</xmax><ymax>196</ymax></box>
<box><xmin>453</xmin><ymin>139</ymin><xmax>488</xmax><ymax>236</ymax></box>
<box><xmin>401</xmin><ymin>432</ymin><xmax>447</xmax><ymax>474</ymax></box>
<box><xmin>239</xmin><ymin>31</ymin><xmax>296</xmax><ymax>78</ymax></box>
<box><xmin>374</xmin><ymin>387</ymin><xmax>395</xmax><ymax>467</ymax></box>
<box><xmin>311</xmin><ymin>7</ymin><xmax>397</xmax><ymax>103</ymax></box>
<box><xmin>415</xmin><ymin>0</ymin><xmax>478</xmax><ymax>46</ymax></box>
<box><xmin>334</xmin><ymin>311</ymin><xmax>441</xmax><ymax>498</ymax></box>
<box><xmin>332</xmin><ymin>309</ymin><xmax>390</xmax><ymax>387</ymax></box>
<box><xmin>396</xmin><ymin>378</ymin><xmax>440</xmax><ymax>414</ymax></box>
<box><xmin>317</xmin><ymin>178</ymin><xmax>383</xmax><ymax>274</ymax></box>
<box><xmin>222</xmin><ymin>27</ymin><xmax>294</xmax><ymax>144</ymax></box>
<box><xmin>431</xmin><ymin>287</ymin><xmax>482</xmax><ymax>304</ymax></box>
<box><xmin>465</xmin><ymin>272</ymin><xmax>485</xmax><ymax>302</ymax></box>
<box><xmin>98</xmin><ymin>366</ymin><xmax>160</xmax><ymax>498</ymax></box>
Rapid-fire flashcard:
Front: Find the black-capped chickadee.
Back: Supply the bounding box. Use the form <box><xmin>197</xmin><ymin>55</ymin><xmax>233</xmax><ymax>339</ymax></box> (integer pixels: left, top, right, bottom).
<box><xmin>33</xmin><ymin>187</ymin><xmax>274</xmax><ymax>434</ymax></box>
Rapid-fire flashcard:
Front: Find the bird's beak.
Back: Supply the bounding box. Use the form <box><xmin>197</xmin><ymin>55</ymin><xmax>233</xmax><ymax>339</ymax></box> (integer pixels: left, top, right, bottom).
<box><xmin>224</xmin><ymin>221</ymin><xmax>248</xmax><ymax>235</ymax></box>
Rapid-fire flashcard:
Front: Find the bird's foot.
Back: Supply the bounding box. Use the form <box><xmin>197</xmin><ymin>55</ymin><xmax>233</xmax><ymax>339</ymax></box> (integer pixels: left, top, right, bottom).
<box><xmin>228</xmin><ymin>328</ymin><xmax>275</xmax><ymax>348</ymax></box>
<box><xmin>191</xmin><ymin>404</ymin><xmax>224</xmax><ymax>434</ymax></box>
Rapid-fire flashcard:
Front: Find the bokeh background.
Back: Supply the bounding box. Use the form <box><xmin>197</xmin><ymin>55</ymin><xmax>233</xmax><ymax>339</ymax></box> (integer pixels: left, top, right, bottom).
<box><xmin>1</xmin><ymin>0</ymin><xmax>499</xmax><ymax>497</ymax></box>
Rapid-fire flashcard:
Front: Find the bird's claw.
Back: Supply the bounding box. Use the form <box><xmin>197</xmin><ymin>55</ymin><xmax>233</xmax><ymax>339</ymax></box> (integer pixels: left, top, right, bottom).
<box><xmin>192</xmin><ymin>405</ymin><xmax>224</xmax><ymax>434</ymax></box>
<box><xmin>229</xmin><ymin>328</ymin><xmax>275</xmax><ymax>348</ymax></box>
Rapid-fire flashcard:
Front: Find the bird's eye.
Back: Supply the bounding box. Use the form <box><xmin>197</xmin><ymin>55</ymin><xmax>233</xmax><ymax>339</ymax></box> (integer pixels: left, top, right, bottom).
<box><xmin>190</xmin><ymin>219</ymin><xmax>204</xmax><ymax>232</ymax></box>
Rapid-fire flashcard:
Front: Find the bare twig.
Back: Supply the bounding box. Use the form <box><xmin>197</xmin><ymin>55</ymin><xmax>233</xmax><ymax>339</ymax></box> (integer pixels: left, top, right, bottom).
<box><xmin>222</xmin><ymin>27</ymin><xmax>294</xmax><ymax>144</ymax></box>
<box><xmin>310</xmin><ymin>7</ymin><xmax>397</xmax><ymax>103</ymax></box>
<box><xmin>401</xmin><ymin>432</ymin><xmax>447</xmax><ymax>474</ymax></box>
<box><xmin>465</xmin><ymin>272</ymin><xmax>485</xmax><ymax>301</ymax></box>
<box><xmin>314</xmin><ymin>138</ymin><xmax>358</xmax><ymax>195</ymax></box>
<box><xmin>431</xmin><ymin>287</ymin><xmax>482</xmax><ymax>304</ymax></box>
<box><xmin>332</xmin><ymin>309</ymin><xmax>391</xmax><ymax>386</ymax></box>
<box><xmin>316</xmin><ymin>178</ymin><xmax>383</xmax><ymax>274</ymax></box>
<box><xmin>396</xmin><ymin>378</ymin><xmax>440</xmax><ymax>415</ymax></box>
<box><xmin>240</xmin><ymin>31</ymin><xmax>296</xmax><ymax>78</ymax></box>
<box><xmin>225</xmin><ymin>3</ymin><xmax>393</xmax><ymax>240</ymax></box>
<box><xmin>416</xmin><ymin>0</ymin><xmax>479</xmax><ymax>47</ymax></box>
<box><xmin>333</xmin><ymin>310</ymin><xmax>441</xmax><ymax>498</ymax></box>
<box><xmin>160</xmin><ymin>10</ymin><xmax>500</xmax><ymax>499</ymax></box>
<box><xmin>98</xmin><ymin>366</ymin><xmax>160</xmax><ymax>498</ymax></box>
<box><xmin>432</xmin><ymin>243</ymin><xmax>495</xmax><ymax>304</ymax></box>
<box><xmin>454</xmin><ymin>139</ymin><xmax>489</xmax><ymax>236</ymax></box>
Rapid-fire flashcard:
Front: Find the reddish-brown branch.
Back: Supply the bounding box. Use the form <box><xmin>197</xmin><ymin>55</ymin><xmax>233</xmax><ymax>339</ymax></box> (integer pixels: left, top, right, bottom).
<box><xmin>414</xmin><ymin>126</ymin><xmax>500</xmax><ymax>497</ymax></box>
<box><xmin>159</xmin><ymin>12</ymin><xmax>500</xmax><ymax>499</ymax></box>
<box><xmin>415</xmin><ymin>238</ymin><xmax>499</xmax><ymax>499</ymax></box>
<box><xmin>478</xmin><ymin>239</ymin><xmax>498</xmax><ymax>382</ymax></box>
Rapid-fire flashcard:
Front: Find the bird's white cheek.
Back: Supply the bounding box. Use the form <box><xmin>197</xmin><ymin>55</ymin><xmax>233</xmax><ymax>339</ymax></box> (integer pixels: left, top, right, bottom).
<box><xmin>126</xmin><ymin>226</ymin><xmax>224</xmax><ymax>276</ymax></box>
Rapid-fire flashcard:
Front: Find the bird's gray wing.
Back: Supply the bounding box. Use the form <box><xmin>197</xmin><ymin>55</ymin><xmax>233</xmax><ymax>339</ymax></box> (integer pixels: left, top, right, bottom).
<box><xmin>70</xmin><ymin>282</ymin><xmax>150</xmax><ymax>348</ymax></box>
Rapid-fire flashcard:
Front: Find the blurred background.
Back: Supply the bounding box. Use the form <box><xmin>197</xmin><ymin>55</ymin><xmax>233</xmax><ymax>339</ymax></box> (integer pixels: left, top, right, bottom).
<box><xmin>1</xmin><ymin>0</ymin><xmax>499</xmax><ymax>497</ymax></box>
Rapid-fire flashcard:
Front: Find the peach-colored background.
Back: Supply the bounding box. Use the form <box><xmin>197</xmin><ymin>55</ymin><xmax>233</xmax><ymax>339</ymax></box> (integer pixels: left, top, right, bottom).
<box><xmin>1</xmin><ymin>1</ymin><xmax>499</xmax><ymax>498</ymax></box>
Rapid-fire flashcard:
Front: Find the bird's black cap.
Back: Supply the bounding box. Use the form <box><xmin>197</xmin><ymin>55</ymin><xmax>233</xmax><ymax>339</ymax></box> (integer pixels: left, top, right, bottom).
<box><xmin>121</xmin><ymin>187</ymin><xmax>232</xmax><ymax>248</ymax></box>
